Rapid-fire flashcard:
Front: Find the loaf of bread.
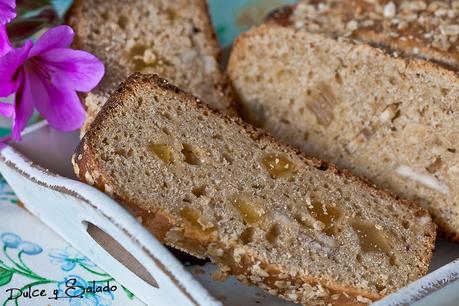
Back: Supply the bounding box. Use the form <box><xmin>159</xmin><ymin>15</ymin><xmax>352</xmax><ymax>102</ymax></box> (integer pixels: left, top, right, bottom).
<box><xmin>228</xmin><ymin>0</ymin><xmax>459</xmax><ymax>241</ymax></box>
<box><xmin>67</xmin><ymin>0</ymin><xmax>235</xmax><ymax>133</ymax></box>
<box><xmin>72</xmin><ymin>73</ymin><xmax>436</xmax><ymax>305</ymax></box>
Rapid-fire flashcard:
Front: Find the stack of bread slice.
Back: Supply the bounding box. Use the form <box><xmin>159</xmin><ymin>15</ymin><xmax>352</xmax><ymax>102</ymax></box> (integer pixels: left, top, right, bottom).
<box><xmin>68</xmin><ymin>1</ymin><xmax>443</xmax><ymax>305</ymax></box>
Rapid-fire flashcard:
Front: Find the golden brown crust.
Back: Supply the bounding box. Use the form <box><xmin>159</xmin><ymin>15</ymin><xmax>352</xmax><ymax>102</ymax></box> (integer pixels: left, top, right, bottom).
<box><xmin>267</xmin><ymin>0</ymin><xmax>459</xmax><ymax>72</ymax></box>
<box><xmin>73</xmin><ymin>73</ymin><xmax>436</xmax><ymax>305</ymax></box>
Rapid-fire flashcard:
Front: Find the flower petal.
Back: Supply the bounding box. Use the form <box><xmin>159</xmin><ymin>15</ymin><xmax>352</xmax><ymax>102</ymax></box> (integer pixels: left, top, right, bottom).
<box><xmin>19</xmin><ymin>241</ymin><xmax>43</xmax><ymax>255</ymax></box>
<box><xmin>38</xmin><ymin>48</ymin><xmax>105</xmax><ymax>92</ymax></box>
<box><xmin>0</xmin><ymin>40</ymin><xmax>32</xmax><ymax>97</ymax></box>
<box><xmin>25</xmin><ymin>65</ymin><xmax>85</xmax><ymax>131</ymax></box>
<box><xmin>0</xmin><ymin>25</ymin><xmax>12</xmax><ymax>57</ymax></box>
<box><xmin>0</xmin><ymin>0</ymin><xmax>16</xmax><ymax>24</ymax></box>
<box><xmin>0</xmin><ymin>135</ymin><xmax>12</xmax><ymax>150</ymax></box>
<box><xmin>29</xmin><ymin>25</ymin><xmax>74</xmax><ymax>57</ymax></box>
<box><xmin>0</xmin><ymin>101</ymin><xmax>13</xmax><ymax>117</ymax></box>
<box><xmin>12</xmin><ymin>70</ymin><xmax>34</xmax><ymax>141</ymax></box>
<box><xmin>1</xmin><ymin>232</ymin><xmax>22</xmax><ymax>248</ymax></box>
<box><xmin>61</xmin><ymin>260</ymin><xmax>76</xmax><ymax>272</ymax></box>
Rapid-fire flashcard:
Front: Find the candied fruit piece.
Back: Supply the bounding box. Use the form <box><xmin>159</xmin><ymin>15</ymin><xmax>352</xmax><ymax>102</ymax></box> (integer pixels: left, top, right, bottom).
<box><xmin>262</xmin><ymin>154</ymin><xmax>296</xmax><ymax>179</ymax></box>
<box><xmin>148</xmin><ymin>144</ymin><xmax>174</xmax><ymax>163</ymax></box>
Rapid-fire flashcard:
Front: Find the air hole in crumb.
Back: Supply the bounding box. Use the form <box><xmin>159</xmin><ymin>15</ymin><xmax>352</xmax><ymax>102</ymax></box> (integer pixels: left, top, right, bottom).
<box><xmin>212</xmin><ymin>134</ymin><xmax>223</xmax><ymax>140</ymax></box>
<box><xmin>356</xmin><ymin>254</ymin><xmax>363</xmax><ymax>264</ymax></box>
<box><xmin>165</xmin><ymin>8</ymin><xmax>179</xmax><ymax>21</ymax></box>
<box><xmin>114</xmin><ymin>148</ymin><xmax>133</xmax><ymax>158</ymax></box>
<box><xmin>335</xmin><ymin>72</ymin><xmax>343</xmax><ymax>85</ymax></box>
<box><xmin>161</xmin><ymin>127</ymin><xmax>170</xmax><ymax>135</ymax></box>
<box><xmin>101</xmin><ymin>11</ymin><xmax>109</xmax><ymax>21</ymax></box>
<box><xmin>240</xmin><ymin>227</ymin><xmax>255</xmax><ymax>244</ymax></box>
<box><xmin>192</xmin><ymin>185</ymin><xmax>206</xmax><ymax>198</ymax></box>
<box><xmin>181</xmin><ymin>144</ymin><xmax>201</xmax><ymax>165</ymax></box>
<box><xmin>441</xmin><ymin>88</ymin><xmax>450</xmax><ymax>96</ymax></box>
<box><xmin>389</xmin><ymin>255</ymin><xmax>398</xmax><ymax>266</ymax></box>
<box><xmin>402</xmin><ymin>220</ymin><xmax>410</xmax><ymax>229</ymax></box>
<box><xmin>118</xmin><ymin>15</ymin><xmax>128</xmax><ymax>29</ymax></box>
<box><xmin>447</xmin><ymin>148</ymin><xmax>456</xmax><ymax>153</ymax></box>
<box><xmin>222</xmin><ymin>152</ymin><xmax>234</xmax><ymax>165</ymax></box>
<box><xmin>294</xmin><ymin>215</ymin><xmax>312</xmax><ymax>229</ymax></box>
<box><xmin>161</xmin><ymin>112</ymin><xmax>172</xmax><ymax>120</ymax></box>
<box><xmin>375</xmin><ymin>283</ymin><xmax>386</xmax><ymax>292</ymax></box>
<box><xmin>266</xmin><ymin>224</ymin><xmax>281</xmax><ymax>245</ymax></box>
<box><xmin>426</xmin><ymin>157</ymin><xmax>442</xmax><ymax>173</ymax></box>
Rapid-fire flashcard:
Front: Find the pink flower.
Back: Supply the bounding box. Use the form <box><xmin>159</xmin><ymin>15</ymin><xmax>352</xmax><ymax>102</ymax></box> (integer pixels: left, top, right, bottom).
<box><xmin>0</xmin><ymin>25</ymin><xmax>104</xmax><ymax>140</ymax></box>
<box><xmin>0</xmin><ymin>0</ymin><xmax>15</xmax><ymax>57</ymax></box>
<box><xmin>0</xmin><ymin>24</ymin><xmax>11</xmax><ymax>57</ymax></box>
<box><xmin>0</xmin><ymin>0</ymin><xmax>16</xmax><ymax>24</ymax></box>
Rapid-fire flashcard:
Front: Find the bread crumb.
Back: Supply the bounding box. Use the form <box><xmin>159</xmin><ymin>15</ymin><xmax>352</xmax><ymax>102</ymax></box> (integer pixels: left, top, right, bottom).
<box><xmin>417</xmin><ymin>215</ymin><xmax>431</xmax><ymax>226</ymax></box>
<box><xmin>212</xmin><ymin>265</ymin><xmax>230</xmax><ymax>281</ymax></box>
<box><xmin>71</xmin><ymin>159</ymin><xmax>80</xmax><ymax>178</ymax></box>
<box><xmin>193</xmin><ymin>267</ymin><xmax>205</xmax><ymax>275</ymax></box>
<box><xmin>383</xmin><ymin>2</ymin><xmax>396</xmax><ymax>18</ymax></box>
<box><xmin>356</xmin><ymin>295</ymin><xmax>372</xmax><ymax>304</ymax></box>
<box><xmin>233</xmin><ymin>247</ymin><xmax>246</xmax><ymax>263</ymax></box>
<box><xmin>84</xmin><ymin>171</ymin><xmax>95</xmax><ymax>185</ymax></box>
<box><xmin>104</xmin><ymin>184</ymin><xmax>114</xmax><ymax>196</ymax></box>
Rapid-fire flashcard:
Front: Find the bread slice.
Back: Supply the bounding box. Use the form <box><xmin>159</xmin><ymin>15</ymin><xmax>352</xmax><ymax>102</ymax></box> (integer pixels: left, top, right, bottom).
<box><xmin>67</xmin><ymin>0</ymin><xmax>235</xmax><ymax>133</ymax></box>
<box><xmin>227</xmin><ymin>0</ymin><xmax>459</xmax><ymax>242</ymax></box>
<box><xmin>72</xmin><ymin>73</ymin><xmax>436</xmax><ymax>305</ymax></box>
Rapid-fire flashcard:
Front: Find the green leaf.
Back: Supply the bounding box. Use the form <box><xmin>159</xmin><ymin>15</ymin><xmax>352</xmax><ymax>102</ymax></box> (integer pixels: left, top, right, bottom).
<box><xmin>7</xmin><ymin>8</ymin><xmax>59</xmax><ymax>42</ymax></box>
<box><xmin>0</xmin><ymin>267</ymin><xmax>13</xmax><ymax>287</ymax></box>
<box><xmin>122</xmin><ymin>286</ymin><xmax>135</xmax><ymax>300</ymax></box>
<box><xmin>16</xmin><ymin>0</ymin><xmax>52</xmax><ymax>15</ymax></box>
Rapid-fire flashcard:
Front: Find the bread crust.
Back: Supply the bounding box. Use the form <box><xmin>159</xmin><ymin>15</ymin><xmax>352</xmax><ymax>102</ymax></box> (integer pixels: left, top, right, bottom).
<box><xmin>266</xmin><ymin>1</ymin><xmax>459</xmax><ymax>70</ymax></box>
<box><xmin>229</xmin><ymin>3</ymin><xmax>459</xmax><ymax>241</ymax></box>
<box><xmin>73</xmin><ymin>73</ymin><xmax>436</xmax><ymax>305</ymax></box>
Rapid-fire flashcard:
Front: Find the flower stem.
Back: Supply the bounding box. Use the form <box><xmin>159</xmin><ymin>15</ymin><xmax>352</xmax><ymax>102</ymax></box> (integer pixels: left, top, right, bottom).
<box><xmin>94</xmin><ymin>278</ymin><xmax>114</xmax><ymax>283</ymax></box>
<box><xmin>79</xmin><ymin>264</ymin><xmax>109</xmax><ymax>277</ymax></box>
<box><xmin>17</xmin><ymin>251</ymin><xmax>32</xmax><ymax>273</ymax></box>
<box><xmin>2</xmin><ymin>246</ymin><xmax>28</xmax><ymax>274</ymax></box>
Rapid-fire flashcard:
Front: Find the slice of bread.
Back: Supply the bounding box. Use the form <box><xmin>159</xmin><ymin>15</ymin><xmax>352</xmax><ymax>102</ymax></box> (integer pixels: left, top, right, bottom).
<box><xmin>227</xmin><ymin>0</ymin><xmax>459</xmax><ymax>241</ymax></box>
<box><xmin>72</xmin><ymin>73</ymin><xmax>436</xmax><ymax>305</ymax></box>
<box><xmin>67</xmin><ymin>0</ymin><xmax>235</xmax><ymax>133</ymax></box>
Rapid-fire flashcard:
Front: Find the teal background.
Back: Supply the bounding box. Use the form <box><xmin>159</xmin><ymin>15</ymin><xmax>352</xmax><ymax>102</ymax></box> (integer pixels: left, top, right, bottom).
<box><xmin>208</xmin><ymin>0</ymin><xmax>297</xmax><ymax>46</ymax></box>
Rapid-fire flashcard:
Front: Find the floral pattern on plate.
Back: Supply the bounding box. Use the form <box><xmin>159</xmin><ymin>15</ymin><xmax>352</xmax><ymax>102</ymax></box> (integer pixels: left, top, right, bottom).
<box><xmin>0</xmin><ymin>175</ymin><xmax>144</xmax><ymax>306</ymax></box>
